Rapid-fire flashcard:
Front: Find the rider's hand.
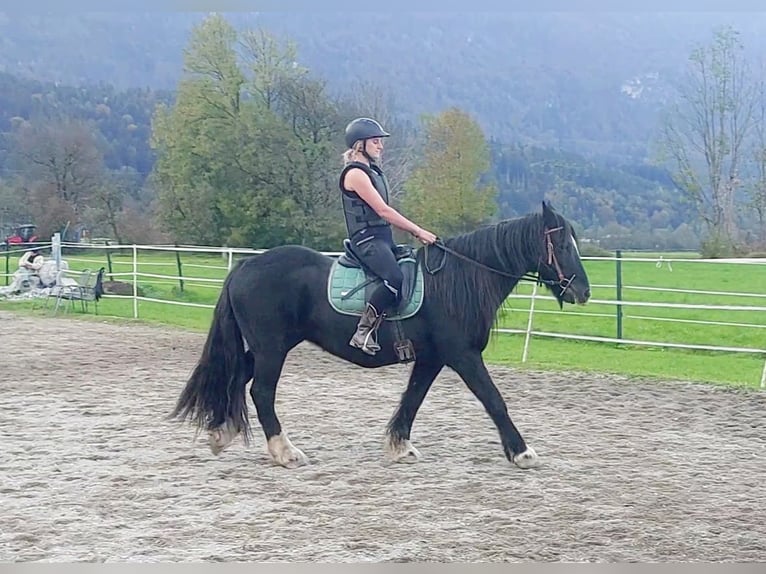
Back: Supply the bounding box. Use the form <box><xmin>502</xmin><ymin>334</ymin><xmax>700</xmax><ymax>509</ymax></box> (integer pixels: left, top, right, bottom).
<box><xmin>414</xmin><ymin>228</ymin><xmax>437</xmax><ymax>245</ymax></box>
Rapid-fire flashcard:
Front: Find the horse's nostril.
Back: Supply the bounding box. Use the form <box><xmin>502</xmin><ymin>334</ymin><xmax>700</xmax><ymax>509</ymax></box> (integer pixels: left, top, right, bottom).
<box><xmin>584</xmin><ymin>288</ymin><xmax>591</xmax><ymax>299</ymax></box>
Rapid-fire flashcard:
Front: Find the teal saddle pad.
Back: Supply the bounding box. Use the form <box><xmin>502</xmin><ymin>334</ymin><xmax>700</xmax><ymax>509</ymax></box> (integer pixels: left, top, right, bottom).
<box><xmin>327</xmin><ymin>257</ymin><xmax>424</xmax><ymax>320</ymax></box>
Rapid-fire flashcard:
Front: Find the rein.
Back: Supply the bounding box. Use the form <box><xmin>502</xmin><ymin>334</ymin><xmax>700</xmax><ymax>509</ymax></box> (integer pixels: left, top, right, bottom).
<box><xmin>423</xmin><ymin>226</ymin><xmax>576</xmax><ymax>293</ymax></box>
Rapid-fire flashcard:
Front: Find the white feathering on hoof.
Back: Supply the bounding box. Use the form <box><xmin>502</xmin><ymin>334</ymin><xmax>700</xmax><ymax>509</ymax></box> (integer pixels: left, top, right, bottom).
<box><xmin>513</xmin><ymin>446</ymin><xmax>539</xmax><ymax>469</ymax></box>
<box><xmin>208</xmin><ymin>420</ymin><xmax>240</xmax><ymax>455</ymax></box>
<box><xmin>384</xmin><ymin>435</ymin><xmax>421</xmax><ymax>463</ymax></box>
<box><xmin>267</xmin><ymin>432</ymin><xmax>309</xmax><ymax>468</ymax></box>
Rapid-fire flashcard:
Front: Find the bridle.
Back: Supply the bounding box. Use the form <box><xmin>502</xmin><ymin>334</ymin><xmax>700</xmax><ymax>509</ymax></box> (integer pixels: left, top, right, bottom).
<box><xmin>423</xmin><ymin>225</ymin><xmax>577</xmax><ymax>296</ymax></box>
<box><xmin>543</xmin><ymin>226</ymin><xmax>576</xmax><ymax>296</ymax></box>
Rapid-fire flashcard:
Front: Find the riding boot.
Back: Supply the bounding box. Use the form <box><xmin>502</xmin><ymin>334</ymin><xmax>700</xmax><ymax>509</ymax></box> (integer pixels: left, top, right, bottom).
<box><xmin>349</xmin><ymin>302</ymin><xmax>384</xmax><ymax>355</ymax></box>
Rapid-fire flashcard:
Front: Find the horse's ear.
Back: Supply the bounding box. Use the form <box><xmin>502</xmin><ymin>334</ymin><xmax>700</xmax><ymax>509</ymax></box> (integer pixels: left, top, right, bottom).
<box><xmin>542</xmin><ymin>200</ymin><xmax>557</xmax><ymax>228</ymax></box>
<box><xmin>542</xmin><ymin>199</ymin><xmax>556</xmax><ymax>212</ymax></box>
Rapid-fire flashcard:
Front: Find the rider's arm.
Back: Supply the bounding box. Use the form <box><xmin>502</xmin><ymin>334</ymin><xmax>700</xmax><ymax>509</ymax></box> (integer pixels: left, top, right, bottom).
<box><xmin>344</xmin><ymin>168</ymin><xmax>426</xmax><ymax>240</ymax></box>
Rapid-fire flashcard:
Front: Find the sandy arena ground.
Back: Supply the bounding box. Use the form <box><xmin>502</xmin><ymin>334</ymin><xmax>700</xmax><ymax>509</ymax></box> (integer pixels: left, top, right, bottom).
<box><xmin>0</xmin><ymin>310</ymin><xmax>764</xmax><ymax>562</ymax></box>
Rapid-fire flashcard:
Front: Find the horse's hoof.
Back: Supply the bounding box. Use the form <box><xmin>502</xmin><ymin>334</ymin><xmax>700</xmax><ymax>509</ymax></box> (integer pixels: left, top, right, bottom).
<box><xmin>208</xmin><ymin>423</ymin><xmax>239</xmax><ymax>455</ymax></box>
<box><xmin>267</xmin><ymin>432</ymin><xmax>309</xmax><ymax>468</ymax></box>
<box><xmin>281</xmin><ymin>453</ymin><xmax>309</xmax><ymax>469</ymax></box>
<box><xmin>384</xmin><ymin>436</ymin><xmax>421</xmax><ymax>463</ymax></box>
<box><xmin>512</xmin><ymin>446</ymin><xmax>539</xmax><ymax>469</ymax></box>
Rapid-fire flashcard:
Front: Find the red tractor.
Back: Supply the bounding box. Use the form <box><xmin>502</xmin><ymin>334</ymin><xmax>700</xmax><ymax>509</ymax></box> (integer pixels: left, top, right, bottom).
<box><xmin>4</xmin><ymin>224</ymin><xmax>39</xmax><ymax>249</ymax></box>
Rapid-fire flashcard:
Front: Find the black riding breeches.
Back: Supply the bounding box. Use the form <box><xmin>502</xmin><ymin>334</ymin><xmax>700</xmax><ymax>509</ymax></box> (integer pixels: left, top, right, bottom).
<box><xmin>350</xmin><ymin>235</ymin><xmax>403</xmax><ymax>314</ymax></box>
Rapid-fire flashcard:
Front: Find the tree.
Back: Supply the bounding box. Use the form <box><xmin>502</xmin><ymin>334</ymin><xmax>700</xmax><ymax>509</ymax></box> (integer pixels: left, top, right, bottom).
<box><xmin>12</xmin><ymin>118</ymin><xmax>104</xmax><ymax>214</ymax></box>
<box><xmin>659</xmin><ymin>26</ymin><xmax>757</xmax><ymax>254</ymax></box>
<box><xmin>151</xmin><ymin>14</ymin><xmax>248</xmax><ymax>245</ymax></box>
<box><xmin>151</xmin><ymin>15</ymin><xmax>349</xmax><ymax>249</ymax></box>
<box><xmin>235</xmin><ymin>26</ymin><xmax>348</xmax><ymax>249</ymax></box>
<box><xmin>747</xmin><ymin>63</ymin><xmax>766</xmax><ymax>246</ymax></box>
<box><xmin>0</xmin><ymin>177</ymin><xmax>28</xmax><ymax>227</ymax></box>
<box><xmin>83</xmin><ymin>168</ymin><xmax>141</xmax><ymax>244</ymax></box>
<box><xmin>402</xmin><ymin>107</ymin><xmax>497</xmax><ymax>236</ymax></box>
<box><xmin>271</xmin><ymin>76</ymin><xmax>347</xmax><ymax>248</ymax></box>
<box><xmin>239</xmin><ymin>27</ymin><xmax>308</xmax><ymax>112</ymax></box>
<box><xmin>11</xmin><ymin>117</ymin><xmax>106</xmax><ymax>238</ymax></box>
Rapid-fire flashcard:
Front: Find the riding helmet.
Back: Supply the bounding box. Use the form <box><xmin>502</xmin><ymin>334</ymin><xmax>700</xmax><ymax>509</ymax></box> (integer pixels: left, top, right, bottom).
<box><xmin>344</xmin><ymin>117</ymin><xmax>390</xmax><ymax>148</ymax></box>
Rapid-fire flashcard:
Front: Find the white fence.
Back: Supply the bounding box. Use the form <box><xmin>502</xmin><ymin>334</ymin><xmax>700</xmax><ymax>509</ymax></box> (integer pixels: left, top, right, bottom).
<box><xmin>4</xmin><ymin>240</ymin><xmax>766</xmax><ymax>387</ymax></box>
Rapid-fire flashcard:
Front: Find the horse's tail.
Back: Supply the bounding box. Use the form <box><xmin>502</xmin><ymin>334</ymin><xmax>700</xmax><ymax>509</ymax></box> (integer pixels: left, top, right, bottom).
<box><xmin>170</xmin><ymin>262</ymin><xmax>252</xmax><ymax>442</ymax></box>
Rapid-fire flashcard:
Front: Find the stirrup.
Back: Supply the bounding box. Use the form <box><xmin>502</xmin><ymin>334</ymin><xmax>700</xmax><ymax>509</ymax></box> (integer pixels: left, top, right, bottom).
<box><xmin>350</xmin><ymin>333</ymin><xmax>381</xmax><ymax>355</ymax></box>
<box><xmin>349</xmin><ymin>307</ymin><xmax>384</xmax><ymax>355</ymax></box>
<box><xmin>362</xmin><ymin>329</ymin><xmax>381</xmax><ymax>353</ymax></box>
<box><xmin>362</xmin><ymin>312</ymin><xmax>385</xmax><ymax>354</ymax></box>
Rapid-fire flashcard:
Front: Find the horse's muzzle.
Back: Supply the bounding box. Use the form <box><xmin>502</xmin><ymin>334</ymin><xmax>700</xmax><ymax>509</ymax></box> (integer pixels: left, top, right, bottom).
<box><xmin>559</xmin><ymin>276</ymin><xmax>590</xmax><ymax>305</ymax></box>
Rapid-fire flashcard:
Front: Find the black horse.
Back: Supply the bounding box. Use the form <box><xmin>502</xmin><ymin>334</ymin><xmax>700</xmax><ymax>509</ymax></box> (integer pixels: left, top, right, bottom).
<box><xmin>171</xmin><ymin>201</ymin><xmax>591</xmax><ymax>469</ymax></box>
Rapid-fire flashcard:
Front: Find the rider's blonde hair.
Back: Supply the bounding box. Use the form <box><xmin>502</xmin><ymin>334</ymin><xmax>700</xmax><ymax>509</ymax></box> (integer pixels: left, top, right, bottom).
<box><xmin>342</xmin><ymin>140</ymin><xmax>365</xmax><ymax>165</ymax></box>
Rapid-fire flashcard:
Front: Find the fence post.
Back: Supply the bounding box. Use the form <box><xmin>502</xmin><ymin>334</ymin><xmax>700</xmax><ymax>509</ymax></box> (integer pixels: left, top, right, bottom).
<box><xmin>132</xmin><ymin>245</ymin><xmax>138</xmax><ymax>319</ymax></box>
<box><xmin>227</xmin><ymin>248</ymin><xmax>233</xmax><ymax>271</ymax></box>
<box><xmin>174</xmin><ymin>245</ymin><xmax>184</xmax><ymax>293</ymax></box>
<box><xmin>616</xmin><ymin>249</ymin><xmax>623</xmax><ymax>340</ymax></box>
<box><xmin>521</xmin><ymin>281</ymin><xmax>539</xmax><ymax>363</ymax></box>
<box><xmin>4</xmin><ymin>249</ymin><xmax>8</xmax><ymax>286</ymax></box>
<box><xmin>105</xmin><ymin>240</ymin><xmax>114</xmax><ymax>281</ymax></box>
<box><xmin>51</xmin><ymin>233</ymin><xmax>61</xmax><ymax>285</ymax></box>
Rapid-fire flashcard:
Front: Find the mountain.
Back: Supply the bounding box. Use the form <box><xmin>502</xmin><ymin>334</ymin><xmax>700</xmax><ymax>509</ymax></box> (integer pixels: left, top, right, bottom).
<box><xmin>2</xmin><ymin>12</ymin><xmax>765</xmax><ymax>159</ymax></box>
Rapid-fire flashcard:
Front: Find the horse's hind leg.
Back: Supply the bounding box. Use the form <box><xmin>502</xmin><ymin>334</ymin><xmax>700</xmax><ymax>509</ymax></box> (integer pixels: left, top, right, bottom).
<box><xmin>208</xmin><ymin>356</ymin><xmax>254</xmax><ymax>455</ymax></box>
<box><xmin>384</xmin><ymin>359</ymin><xmax>444</xmax><ymax>463</ymax></box>
<box><xmin>249</xmin><ymin>350</ymin><xmax>309</xmax><ymax>469</ymax></box>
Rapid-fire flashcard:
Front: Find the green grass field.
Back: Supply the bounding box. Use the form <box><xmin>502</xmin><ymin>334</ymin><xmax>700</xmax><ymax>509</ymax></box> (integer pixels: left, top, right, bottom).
<box><xmin>3</xmin><ymin>247</ymin><xmax>765</xmax><ymax>388</ymax></box>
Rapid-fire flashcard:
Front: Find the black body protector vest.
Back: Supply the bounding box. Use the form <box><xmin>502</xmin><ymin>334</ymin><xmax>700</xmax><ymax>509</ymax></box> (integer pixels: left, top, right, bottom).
<box><xmin>339</xmin><ymin>161</ymin><xmax>392</xmax><ymax>239</ymax></box>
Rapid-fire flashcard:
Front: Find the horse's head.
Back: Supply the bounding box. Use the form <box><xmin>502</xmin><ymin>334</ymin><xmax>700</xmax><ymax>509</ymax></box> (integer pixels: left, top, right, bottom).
<box><xmin>538</xmin><ymin>201</ymin><xmax>591</xmax><ymax>307</ymax></box>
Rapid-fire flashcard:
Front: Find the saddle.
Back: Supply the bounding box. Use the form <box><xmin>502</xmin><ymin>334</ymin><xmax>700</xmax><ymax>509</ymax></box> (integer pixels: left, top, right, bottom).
<box><xmin>327</xmin><ymin>240</ymin><xmax>424</xmax><ymax>362</ymax></box>
<box><xmin>331</xmin><ymin>239</ymin><xmax>421</xmax><ymax>315</ymax></box>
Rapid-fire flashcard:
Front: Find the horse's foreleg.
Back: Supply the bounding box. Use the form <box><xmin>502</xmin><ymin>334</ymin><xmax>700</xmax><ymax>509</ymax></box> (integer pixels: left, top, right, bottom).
<box><xmin>384</xmin><ymin>359</ymin><xmax>444</xmax><ymax>463</ymax></box>
<box><xmin>249</xmin><ymin>351</ymin><xmax>308</xmax><ymax>469</ymax></box>
<box><xmin>448</xmin><ymin>352</ymin><xmax>538</xmax><ymax>469</ymax></box>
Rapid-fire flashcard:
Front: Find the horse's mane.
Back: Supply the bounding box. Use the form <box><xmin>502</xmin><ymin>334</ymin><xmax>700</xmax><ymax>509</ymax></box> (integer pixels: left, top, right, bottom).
<box><xmin>419</xmin><ymin>212</ymin><xmax>549</xmax><ymax>336</ymax></box>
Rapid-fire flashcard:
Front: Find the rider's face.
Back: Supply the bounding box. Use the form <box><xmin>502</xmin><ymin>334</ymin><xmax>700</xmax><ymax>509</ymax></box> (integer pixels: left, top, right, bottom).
<box><xmin>364</xmin><ymin>137</ymin><xmax>384</xmax><ymax>160</ymax></box>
